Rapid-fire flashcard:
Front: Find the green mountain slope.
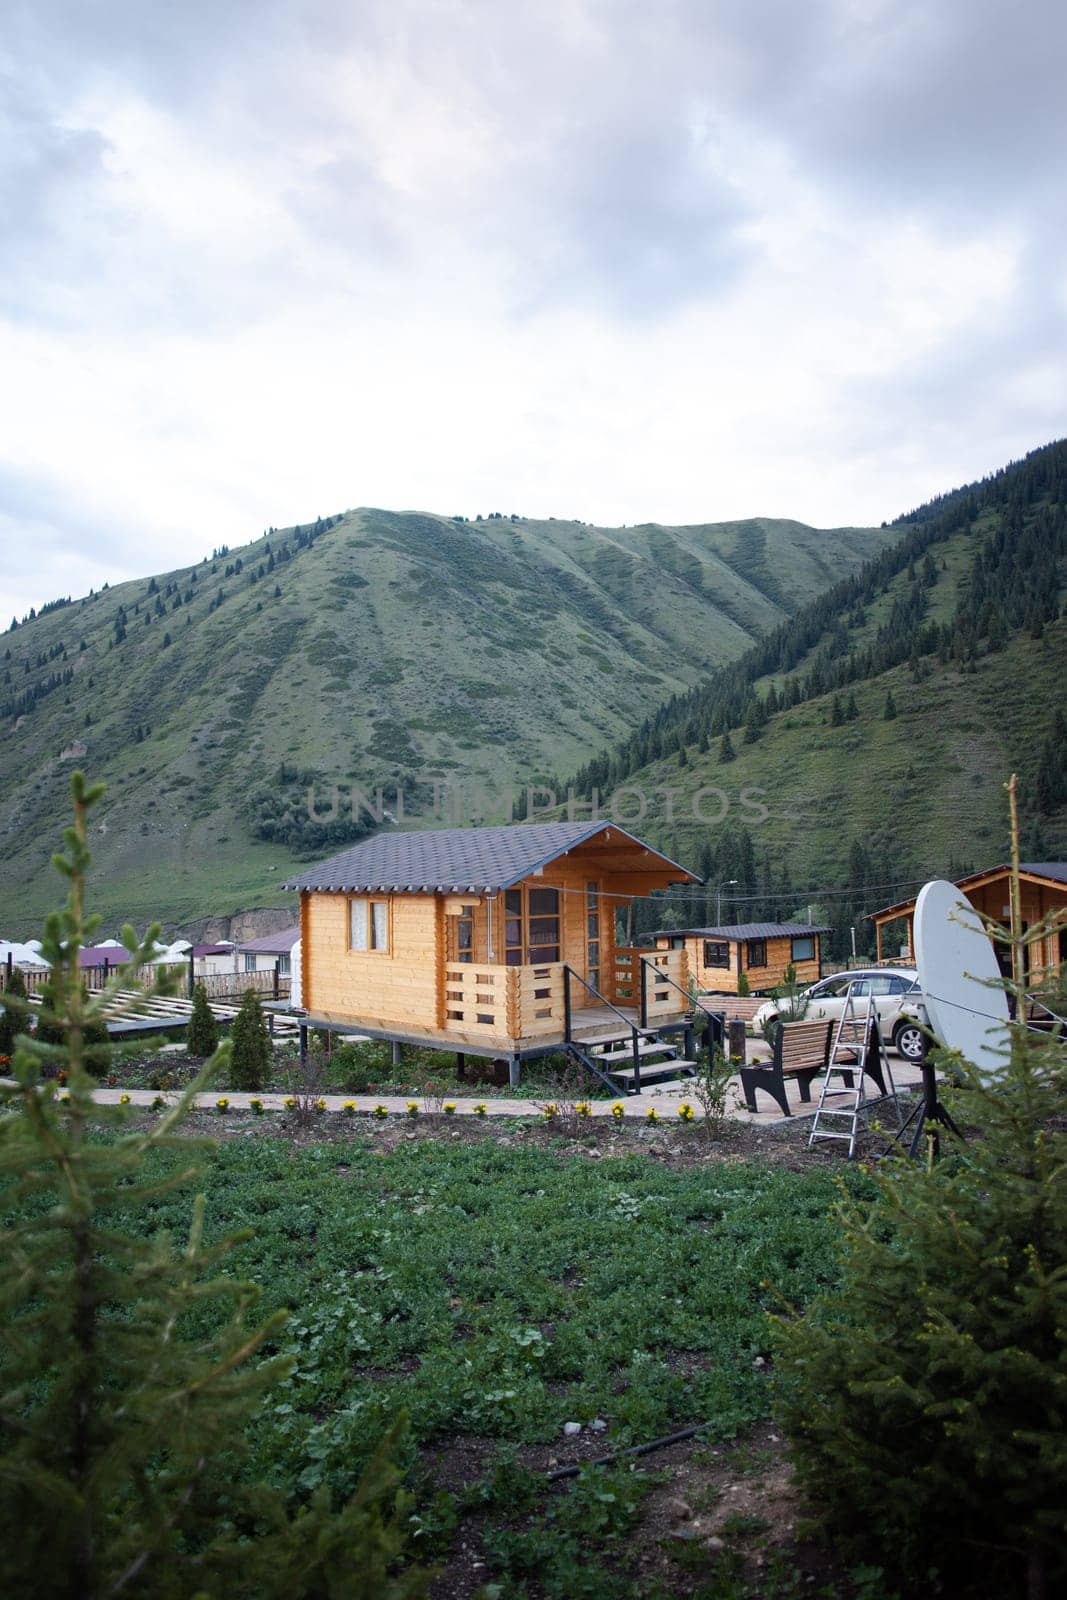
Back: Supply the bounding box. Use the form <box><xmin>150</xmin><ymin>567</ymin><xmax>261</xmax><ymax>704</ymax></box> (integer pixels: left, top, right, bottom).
<box><xmin>0</xmin><ymin>507</ymin><xmax>890</xmax><ymax>933</ymax></box>
<box><xmin>556</xmin><ymin>442</ymin><xmax>1067</xmax><ymax>959</ymax></box>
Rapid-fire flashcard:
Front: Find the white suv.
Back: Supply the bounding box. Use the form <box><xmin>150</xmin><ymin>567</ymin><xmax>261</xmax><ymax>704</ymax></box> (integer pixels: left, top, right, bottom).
<box><xmin>752</xmin><ymin>967</ymin><xmax>929</xmax><ymax>1060</ymax></box>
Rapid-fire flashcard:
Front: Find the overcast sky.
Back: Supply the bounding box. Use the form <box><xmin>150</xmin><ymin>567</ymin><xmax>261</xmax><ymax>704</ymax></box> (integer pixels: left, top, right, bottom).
<box><xmin>2</xmin><ymin>0</ymin><xmax>1065</xmax><ymax>622</ymax></box>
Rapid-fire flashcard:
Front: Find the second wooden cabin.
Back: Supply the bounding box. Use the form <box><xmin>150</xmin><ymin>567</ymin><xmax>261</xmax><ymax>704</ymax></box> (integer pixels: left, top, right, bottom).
<box><xmin>649</xmin><ymin>921</ymin><xmax>831</xmax><ymax>996</ymax></box>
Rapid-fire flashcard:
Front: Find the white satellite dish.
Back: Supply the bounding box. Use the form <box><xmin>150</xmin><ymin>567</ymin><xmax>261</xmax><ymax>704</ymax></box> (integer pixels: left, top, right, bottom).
<box><xmin>914</xmin><ymin>879</ymin><xmax>1010</xmax><ymax>1075</ymax></box>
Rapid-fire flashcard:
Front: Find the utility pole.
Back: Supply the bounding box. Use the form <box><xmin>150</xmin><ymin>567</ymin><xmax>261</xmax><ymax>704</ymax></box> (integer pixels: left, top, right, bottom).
<box><xmin>716</xmin><ymin>879</ymin><xmax>739</xmax><ymax>923</ymax></box>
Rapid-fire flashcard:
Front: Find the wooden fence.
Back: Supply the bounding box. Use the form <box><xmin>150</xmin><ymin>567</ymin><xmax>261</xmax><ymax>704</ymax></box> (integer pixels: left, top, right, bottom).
<box><xmin>1</xmin><ymin>960</ymin><xmax>290</xmax><ymax>1003</ymax></box>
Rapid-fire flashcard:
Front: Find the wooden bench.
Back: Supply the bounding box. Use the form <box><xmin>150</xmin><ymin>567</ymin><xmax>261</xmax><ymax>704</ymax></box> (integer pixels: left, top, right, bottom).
<box><xmin>739</xmin><ymin>1019</ymin><xmax>833</xmax><ymax>1117</ymax></box>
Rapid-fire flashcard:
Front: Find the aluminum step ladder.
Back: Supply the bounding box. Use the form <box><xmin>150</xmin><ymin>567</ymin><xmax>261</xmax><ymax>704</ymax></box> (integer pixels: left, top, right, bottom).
<box><xmin>808</xmin><ymin>985</ymin><xmax>902</xmax><ymax>1158</ymax></box>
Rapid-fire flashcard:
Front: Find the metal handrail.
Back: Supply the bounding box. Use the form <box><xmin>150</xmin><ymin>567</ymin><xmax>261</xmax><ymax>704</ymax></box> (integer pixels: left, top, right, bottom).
<box><xmin>638</xmin><ymin>955</ymin><xmax>726</xmax><ymax>1045</ymax></box>
<box><xmin>563</xmin><ymin>964</ymin><xmax>650</xmax><ymax>1092</ymax></box>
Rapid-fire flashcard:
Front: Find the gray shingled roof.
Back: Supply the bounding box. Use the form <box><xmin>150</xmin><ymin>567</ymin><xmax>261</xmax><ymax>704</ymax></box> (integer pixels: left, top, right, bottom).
<box><xmin>238</xmin><ymin>925</ymin><xmax>301</xmax><ymax>953</ymax></box>
<box><xmin>283</xmin><ymin>821</ymin><xmax>698</xmax><ymax>893</ymax></box>
<box><xmin>652</xmin><ymin>922</ymin><xmax>833</xmax><ymax>941</ymax></box>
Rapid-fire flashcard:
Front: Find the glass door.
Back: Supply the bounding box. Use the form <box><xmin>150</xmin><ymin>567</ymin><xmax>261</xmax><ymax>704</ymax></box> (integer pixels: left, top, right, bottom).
<box><xmin>586</xmin><ymin>881</ymin><xmax>601</xmax><ymax>991</ymax></box>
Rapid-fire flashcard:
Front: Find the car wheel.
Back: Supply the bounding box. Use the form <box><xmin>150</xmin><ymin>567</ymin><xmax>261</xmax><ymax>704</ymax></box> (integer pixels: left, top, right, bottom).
<box><xmin>893</xmin><ymin>1020</ymin><xmax>927</xmax><ymax>1061</ymax></box>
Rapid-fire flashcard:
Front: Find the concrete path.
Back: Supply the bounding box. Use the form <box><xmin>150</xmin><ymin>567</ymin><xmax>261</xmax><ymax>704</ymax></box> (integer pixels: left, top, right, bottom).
<box><xmin>83</xmin><ymin>1057</ymin><xmax>925</xmax><ymax>1128</ymax></box>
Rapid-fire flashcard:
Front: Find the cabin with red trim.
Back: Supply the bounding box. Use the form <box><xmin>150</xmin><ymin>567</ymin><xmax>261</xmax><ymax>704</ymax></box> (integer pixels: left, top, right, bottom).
<box><xmin>283</xmin><ymin>821</ymin><xmax>701</xmax><ymax>1078</ymax></box>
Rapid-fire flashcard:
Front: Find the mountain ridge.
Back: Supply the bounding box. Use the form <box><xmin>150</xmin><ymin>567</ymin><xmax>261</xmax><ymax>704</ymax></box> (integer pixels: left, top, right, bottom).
<box><xmin>0</xmin><ymin>506</ymin><xmax>891</xmax><ymax>933</ymax></box>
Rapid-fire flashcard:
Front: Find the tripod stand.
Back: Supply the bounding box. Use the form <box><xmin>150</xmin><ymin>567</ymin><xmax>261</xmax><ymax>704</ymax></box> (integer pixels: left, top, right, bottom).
<box><xmin>891</xmin><ymin>1055</ymin><xmax>962</xmax><ymax>1160</ymax></box>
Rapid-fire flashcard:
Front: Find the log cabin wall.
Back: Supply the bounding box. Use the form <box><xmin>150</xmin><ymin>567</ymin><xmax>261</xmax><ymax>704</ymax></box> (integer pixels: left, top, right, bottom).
<box><xmin>966</xmin><ymin>878</ymin><xmax>1067</xmax><ymax>980</ymax></box>
<box><xmin>659</xmin><ymin>933</ymin><xmax>822</xmax><ymax>995</ymax></box>
<box><xmin>303</xmin><ymin>889</ymin><xmax>441</xmax><ymax>1030</ymax></box>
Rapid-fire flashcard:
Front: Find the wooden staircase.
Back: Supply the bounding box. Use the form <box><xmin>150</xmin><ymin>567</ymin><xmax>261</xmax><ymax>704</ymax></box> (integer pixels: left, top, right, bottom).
<box><xmin>572</xmin><ymin>1027</ymin><xmax>699</xmax><ymax>1095</ymax></box>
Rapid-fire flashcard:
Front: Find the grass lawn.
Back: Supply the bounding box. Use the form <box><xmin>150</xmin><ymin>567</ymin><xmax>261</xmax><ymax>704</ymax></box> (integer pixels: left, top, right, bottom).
<box><xmin>129</xmin><ymin>1120</ymin><xmax>871</xmax><ymax>1598</ymax></box>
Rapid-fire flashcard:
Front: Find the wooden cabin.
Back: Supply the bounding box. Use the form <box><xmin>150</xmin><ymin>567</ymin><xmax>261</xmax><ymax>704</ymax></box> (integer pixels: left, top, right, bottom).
<box><xmin>871</xmin><ymin>862</ymin><xmax>1067</xmax><ymax>981</ymax></box>
<box><xmin>283</xmin><ymin>821</ymin><xmax>701</xmax><ymax>1071</ymax></box>
<box><xmin>650</xmin><ymin>922</ymin><xmax>831</xmax><ymax>996</ymax></box>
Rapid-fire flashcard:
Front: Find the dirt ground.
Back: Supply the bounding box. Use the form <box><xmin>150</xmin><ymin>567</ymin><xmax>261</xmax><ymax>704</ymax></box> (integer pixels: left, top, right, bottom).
<box><xmin>157</xmin><ymin>1101</ymin><xmax>907</xmax><ymax>1169</ymax></box>
<box><xmin>423</xmin><ymin>1417</ymin><xmax>842</xmax><ymax>1600</ymax></box>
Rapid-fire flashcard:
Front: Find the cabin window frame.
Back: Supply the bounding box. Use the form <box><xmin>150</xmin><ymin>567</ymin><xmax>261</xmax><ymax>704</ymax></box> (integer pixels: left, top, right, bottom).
<box><xmin>243</xmin><ymin>953</ymin><xmax>257</xmax><ymax>973</ymax></box>
<box><xmin>791</xmin><ymin>935</ymin><xmax>816</xmax><ymax>963</ymax></box>
<box><xmin>503</xmin><ymin>884</ymin><xmax>561</xmax><ymax>965</ymax></box>
<box><xmin>702</xmin><ymin>939</ymin><xmax>730</xmax><ymax>969</ymax></box>
<box><xmin>745</xmin><ymin>938</ymin><xmax>768</xmax><ymax>969</ymax></box>
<box><xmin>349</xmin><ymin>896</ymin><xmax>390</xmax><ymax>954</ymax></box>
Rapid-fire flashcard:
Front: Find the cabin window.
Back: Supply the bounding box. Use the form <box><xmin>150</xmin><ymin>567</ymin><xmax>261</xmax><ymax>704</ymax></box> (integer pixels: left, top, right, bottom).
<box><xmin>668</xmin><ymin>936</ymin><xmax>686</xmax><ymax>951</ymax></box>
<box><xmin>504</xmin><ymin>888</ymin><xmax>524</xmax><ymax>965</ymax></box>
<box><xmin>503</xmin><ymin>885</ymin><xmax>561</xmax><ymax>963</ymax></box>
<box><xmin>277</xmin><ymin>954</ymin><xmax>291</xmax><ymax>976</ymax></box>
<box><xmin>791</xmin><ymin>935</ymin><xmax>816</xmax><ymax>962</ymax></box>
<box><xmin>349</xmin><ymin>897</ymin><xmax>389</xmax><ymax>952</ymax></box>
<box><xmin>243</xmin><ymin>953</ymin><xmax>256</xmax><ymax>972</ymax></box>
<box><xmin>745</xmin><ymin>939</ymin><xmax>768</xmax><ymax>969</ymax></box>
<box><xmin>447</xmin><ymin>905</ymin><xmax>476</xmax><ymax>963</ymax></box>
<box><xmin>703</xmin><ymin>940</ymin><xmax>730</xmax><ymax>968</ymax></box>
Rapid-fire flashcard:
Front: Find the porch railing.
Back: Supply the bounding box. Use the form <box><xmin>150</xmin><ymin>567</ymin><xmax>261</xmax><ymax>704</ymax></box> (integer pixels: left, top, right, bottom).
<box><xmin>611</xmin><ymin>946</ymin><xmax>688</xmax><ymax>1026</ymax></box>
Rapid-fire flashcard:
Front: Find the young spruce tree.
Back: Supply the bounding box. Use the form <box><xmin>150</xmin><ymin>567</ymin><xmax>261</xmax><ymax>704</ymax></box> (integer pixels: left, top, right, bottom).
<box><xmin>0</xmin><ymin>774</ymin><xmax>428</xmax><ymax>1600</ymax></box>
<box><xmin>229</xmin><ymin>985</ymin><xmax>271</xmax><ymax>1091</ymax></box>
<box><xmin>772</xmin><ymin>836</ymin><xmax>1066</xmax><ymax>1600</ymax></box>
<box><xmin>186</xmin><ymin>976</ymin><xmax>219</xmax><ymax>1057</ymax></box>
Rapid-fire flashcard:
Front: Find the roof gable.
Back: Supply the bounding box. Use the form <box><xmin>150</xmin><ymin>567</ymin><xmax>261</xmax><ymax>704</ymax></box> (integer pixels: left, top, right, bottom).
<box><xmin>283</xmin><ymin>821</ymin><xmax>698</xmax><ymax>894</ymax></box>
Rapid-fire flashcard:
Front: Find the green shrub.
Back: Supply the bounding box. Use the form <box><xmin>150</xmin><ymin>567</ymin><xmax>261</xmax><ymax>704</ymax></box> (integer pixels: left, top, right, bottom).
<box><xmin>36</xmin><ymin>977</ymin><xmax>111</xmax><ymax>1076</ymax></box>
<box><xmin>0</xmin><ymin>964</ymin><xmax>28</xmax><ymax>1058</ymax></box>
<box><xmin>736</xmin><ymin>969</ymin><xmax>750</xmax><ymax>997</ymax></box>
<box><xmin>331</xmin><ymin>1041</ymin><xmax>380</xmax><ymax>1092</ymax></box>
<box><xmin>186</xmin><ymin>978</ymin><xmax>219</xmax><ymax>1057</ymax></box>
<box><xmin>772</xmin><ymin>1028</ymin><xmax>1067</xmax><ymax>1597</ymax></box>
<box><xmin>229</xmin><ymin>987</ymin><xmax>271</xmax><ymax>1092</ymax></box>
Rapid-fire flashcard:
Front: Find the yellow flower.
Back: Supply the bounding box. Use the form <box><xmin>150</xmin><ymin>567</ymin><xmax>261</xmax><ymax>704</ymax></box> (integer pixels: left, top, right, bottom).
<box><xmin>473</xmin><ymin>1102</ymin><xmax>487</xmax><ymax>1117</ymax></box>
<box><xmin>646</xmin><ymin>1106</ymin><xmax>659</xmax><ymax>1123</ymax></box>
<box><xmin>217</xmin><ymin>1097</ymin><xmax>229</xmax><ymax>1112</ymax></box>
<box><xmin>250</xmin><ymin>1098</ymin><xmax>264</xmax><ymax>1114</ymax></box>
<box><xmin>119</xmin><ymin>1092</ymin><xmax>131</xmax><ymax>1105</ymax></box>
<box><xmin>542</xmin><ymin>1102</ymin><xmax>557</xmax><ymax>1120</ymax></box>
<box><xmin>373</xmin><ymin>1104</ymin><xmax>388</xmax><ymax>1119</ymax></box>
<box><xmin>407</xmin><ymin>1101</ymin><xmax>420</xmax><ymax>1117</ymax></box>
<box><xmin>677</xmin><ymin>1102</ymin><xmax>694</xmax><ymax>1121</ymax></box>
<box><xmin>284</xmin><ymin>1096</ymin><xmax>296</xmax><ymax>1110</ymax></box>
<box><xmin>443</xmin><ymin>1102</ymin><xmax>456</xmax><ymax>1115</ymax></box>
<box><xmin>343</xmin><ymin>1100</ymin><xmax>356</xmax><ymax>1116</ymax></box>
<box><xmin>315</xmin><ymin>1097</ymin><xmax>327</xmax><ymax>1112</ymax></box>
<box><xmin>611</xmin><ymin>1102</ymin><xmax>625</xmax><ymax>1119</ymax></box>
<box><xmin>575</xmin><ymin>1101</ymin><xmax>591</xmax><ymax>1118</ymax></box>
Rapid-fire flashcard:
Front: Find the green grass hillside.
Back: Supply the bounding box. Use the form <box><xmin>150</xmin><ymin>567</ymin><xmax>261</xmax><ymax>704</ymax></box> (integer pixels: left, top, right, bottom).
<box><xmin>0</xmin><ymin>507</ymin><xmax>889</xmax><ymax>933</ymax></box>
<box><xmin>558</xmin><ymin>442</ymin><xmax>1067</xmax><ymax>957</ymax></box>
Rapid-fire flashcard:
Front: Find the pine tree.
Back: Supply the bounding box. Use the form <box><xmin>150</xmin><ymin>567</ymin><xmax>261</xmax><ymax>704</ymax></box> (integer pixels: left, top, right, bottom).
<box><xmin>883</xmin><ymin>689</ymin><xmax>897</xmax><ymax>720</ymax></box>
<box><xmin>0</xmin><ymin>963</ymin><xmax>28</xmax><ymax>1058</ymax></box>
<box><xmin>230</xmin><ymin>987</ymin><xmax>271</xmax><ymax>1091</ymax></box>
<box><xmin>845</xmin><ymin>692</ymin><xmax>859</xmax><ymax>721</ymax></box>
<box><xmin>0</xmin><ymin>774</ymin><xmax>429</xmax><ymax>1599</ymax></box>
<box><xmin>186</xmin><ymin>978</ymin><xmax>219</xmax><ymax>1057</ymax></box>
<box><xmin>719</xmin><ymin>731</ymin><xmax>736</xmax><ymax>763</ymax></box>
<box><xmin>773</xmin><ymin>899</ymin><xmax>1067</xmax><ymax>1598</ymax></box>
<box><xmin>830</xmin><ymin>695</ymin><xmax>844</xmax><ymax>727</ymax></box>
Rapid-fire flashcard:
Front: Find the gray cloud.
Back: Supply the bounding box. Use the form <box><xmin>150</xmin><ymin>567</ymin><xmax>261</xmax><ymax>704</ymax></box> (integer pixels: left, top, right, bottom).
<box><xmin>0</xmin><ymin>1</ymin><xmax>1064</xmax><ymax>621</ymax></box>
